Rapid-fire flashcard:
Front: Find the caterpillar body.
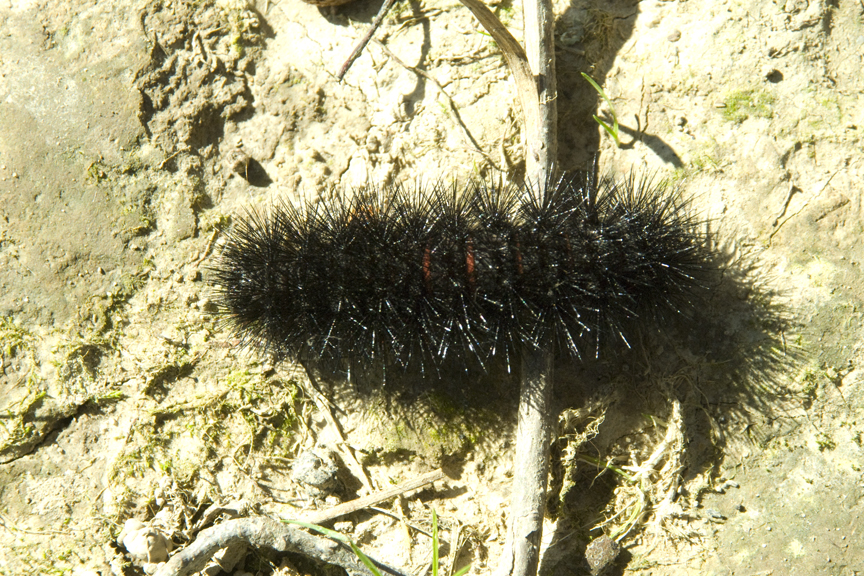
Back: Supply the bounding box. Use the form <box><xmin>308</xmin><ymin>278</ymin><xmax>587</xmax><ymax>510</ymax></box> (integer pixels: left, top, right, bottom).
<box><xmin>209</xmin><ymin>174</ymin><xmax>710</xmax><ymax>376</ymax></box>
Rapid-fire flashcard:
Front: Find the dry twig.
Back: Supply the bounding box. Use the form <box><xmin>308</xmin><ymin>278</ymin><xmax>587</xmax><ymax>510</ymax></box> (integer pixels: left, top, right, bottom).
<box><xmin>152</xmin><ymin>517</ymin><xmax>408</xmax><ymax>576</ymax></box>
<box><xmin>456</xmin><ymin>1</ymin><xmax>557</xmax><ymax>576</ymax></box>
<box><xmin>337</xmin><ymin>0</ymin><xmax>399</xmax><ymax>81</ymax></box>
<box><xmin>300</xmin><ymin>364</ymin><xmax>377</xmax><ymax>494</ymax></box>
<box><xmin>298</xmin><ymin>468</ymin><xmax>447</xmax><ymax>525</ymax></box>
<box><xmin>153</xmin><ymin>471</ymin><xmax>447</xmax><ymax>576</ymax></box>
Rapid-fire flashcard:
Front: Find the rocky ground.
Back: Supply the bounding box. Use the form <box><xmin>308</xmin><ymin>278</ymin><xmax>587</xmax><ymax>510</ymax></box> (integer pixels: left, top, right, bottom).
<box><xmin>2</xmin><ymin>0</ymin><xmax>864</xmax><ymax>574</ymax></box>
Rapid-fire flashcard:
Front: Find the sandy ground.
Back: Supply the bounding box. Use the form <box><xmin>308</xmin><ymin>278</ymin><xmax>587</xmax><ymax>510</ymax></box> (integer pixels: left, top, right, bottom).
<box><xmin>2</xmin><ymin>0</ymin><xmax>864</xmax><ymax>574</ymax></box>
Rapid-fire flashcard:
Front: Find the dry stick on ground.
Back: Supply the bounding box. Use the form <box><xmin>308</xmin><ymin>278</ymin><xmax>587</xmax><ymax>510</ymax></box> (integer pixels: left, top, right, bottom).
<box><xmin>520</xmin><ymin>0</ymin><xmax>557</xmax><ymax>183</ymax></box>
<box><xmin>301</xmin><ymin>363</ymin><xmax>377</xmax><ymax>494</ymax></box>
<box><xmin>300</xmin><ymin>468</ymin><xmax>446</xmax><ymax>525</ymax></box>
<box><xmin>153</xmin><ymin>471</ymin><xmax>446</xmax><ymax>576</ymax></box>
<box><xmin>152</xmin><ymin>517</ymin><xmax>408</xmax><ymax>576</ymax></box>
<box><xmin>337</xmin><ymin>0</ymin><xmax>398</xmax><ymax>81</ymax></box>
<box><xmin>456</xmin><ymin>2</ymin><xmax>556</xmax><ymax>576</ymax></box>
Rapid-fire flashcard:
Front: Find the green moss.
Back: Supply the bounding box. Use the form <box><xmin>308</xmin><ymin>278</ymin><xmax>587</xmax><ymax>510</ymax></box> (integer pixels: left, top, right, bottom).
<box><xmin>721</xmin><ymin>89</ymin><xmax>775</xmax><ymax>123</ymax></box>
<box><xmin>0</xmin><ymin>317</ymin><xmax>33</xmax><ymax>358</ymax></box>
<box><xmin>218</xmin><ymin>0</ymin><xmax>261</xmax><ymax>57</ymax></box>
<box><xmin>86</xmin><ymin>161</ymin><xmax>108</xmax><ymax>183</ymax></box>
<box><xmin>111</xmin><ymin>437</ymin><xmax>165</xmax><ymax>480</ymax></box>
<box><xmin>816</xmin><ymin>433</ymin><xmax>836</xmax><ymax>451</ymax></box>
<box><xmin>0</xmin><ymin>318</ymin><xmax>48</xmax><ymax>457</ymax></box>
<box><xmin>665</xmin><ymin>152</ymin><xmax>722</xmax><ymax>189</ymax></box>
<box><xmin>386</xmin><ymin>0</ymin><xmax>413</xmax><ymax>22</ymax></box>
<box><xmin>225</xmin><ymin>368</ymin><xmax>254</xmax><ymax>389</ymax></box>
<box><xmin>690</xmin><ymin>153</ymin><xmax>721</xmax><ymax>172</ymax></box>
<box><xmin>201</xmin><ymin>212</ymin><xmax>231</xmax><ymax>233</ymax></box>
<box><xmin>799</xmin><ymin>364</ymin><xmax>820</xmax><ymax>398</ymax></box>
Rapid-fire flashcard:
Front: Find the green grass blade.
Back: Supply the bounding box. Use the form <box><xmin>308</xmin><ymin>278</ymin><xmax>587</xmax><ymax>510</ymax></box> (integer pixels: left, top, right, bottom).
<box><xmin>282</xmin><ymin>518</ymin><xmax>347</xmax><ymax>541</ymax></box>
<box><xmin>582</xmin><ymin>73</ymin><xmax>621</xmax><ymax>146</ymax></box>
<box><xmin>432</xmin><ymin>509</ymin><xmax>439</xmax><ymax>576</ymax></box>
<box><xmin>282</xmin><ymin>519</ymin><xmax>384</xmax><ymax>576</ymax></box>
<box><xmin>593</xmin><ymin>115</ymin><xmax>618</xmax><ymax>143</ymax></box>
<box><xmin>348</xmin><ymin>541</ymin><xmax>385</xmax><ymax>576</ymax></box>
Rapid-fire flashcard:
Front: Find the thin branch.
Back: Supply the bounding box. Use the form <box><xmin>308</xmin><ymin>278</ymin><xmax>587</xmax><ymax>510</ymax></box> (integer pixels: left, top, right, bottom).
<box><xmin>768</xmin><ymin>166</ymin><xmax>843</xmax><ymax>245</ymax></box>
<box><xmin>457</xmin><ymin>0</ymin><xmax>546</xmax><ymax>181</ymax></box>
<box><xmin>152</xmin><ymin>517</ymin><xmax>409</xmax><ymax>576</ymax></box>
<box><xmin>521</xmin><ymin>0</ymin><xmax>557</xmax><ymax>183</ymax></box>
<box><xmin>299</xmin><ymin>468</ymin><xmax>446</xmax><ymax>525</ymax></box>
<box><xmin>155</xmin><ymin>471</ymin><xmax>446</xmax><ymax>575</ymax></box>
<box><xmin>495</xmin><ymin>346</ymin><xmax>555</xmax><ymax>576</ymax></box>
<box><xmin>301</xmin><ymin>363</ymin><xmax>377</xmax><ymax>494</ymax></box>
<box><xmin>456</xmin><ymin>2</ymin><xmax>558</xmax><ymax>576</ymax></box>
<box><xmin>337</xmin><ymin>0</ymin><xmax>399</xmax><ymax>81</ymax></box>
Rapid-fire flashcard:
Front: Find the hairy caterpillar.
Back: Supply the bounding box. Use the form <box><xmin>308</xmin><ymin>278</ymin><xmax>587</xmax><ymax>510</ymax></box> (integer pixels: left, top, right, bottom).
<box><xmin>209</xmin><ymin>173</ymin><xmax>709</xmax><ymax>377</ymax></box>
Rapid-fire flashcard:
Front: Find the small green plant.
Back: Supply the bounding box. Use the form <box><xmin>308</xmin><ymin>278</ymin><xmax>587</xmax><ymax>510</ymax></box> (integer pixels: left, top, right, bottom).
<box><xmin>816</xmin><ymin>433</ymin><xmax>836</xmax><ymax>452</ymax></box>
<box><xmin>285</xmin><ymin>509</ymin><xmax>471</xmax><ymax>576</ymax></box>
<box><xmin>431</xmin><ymin>509</ymin><xmax>471</xmax><ymax>576</ymax></box>
<box><xmin>797</xmin><ymin>361</ymin><xmax>825</xmax><ymax>399</ymax></box>
<box><xmin>581</xmin><ymin>72</ymin><xmax>620</xmax><ymax>146</ymax></box>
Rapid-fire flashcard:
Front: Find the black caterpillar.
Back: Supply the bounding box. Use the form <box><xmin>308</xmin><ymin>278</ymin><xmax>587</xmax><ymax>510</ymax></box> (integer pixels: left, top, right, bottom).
<box><xmin>209</xmin><ymin>174</ymin><xmax>710</xmax><ymax>374</ymax></box>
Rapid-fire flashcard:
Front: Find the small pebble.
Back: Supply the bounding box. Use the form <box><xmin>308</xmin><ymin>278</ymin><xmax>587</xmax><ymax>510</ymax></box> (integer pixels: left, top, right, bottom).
<box><xmin>118</xmin><ymin>518</ymin><xmax>173</xmax><ymax>563</ymax></box>
<box><xmin>585</xmin><ymin>535</ymin><xmax>620</xmax><ymax>575</ymax></box>
<box><xmin>292</xmin><ymin>449</ymin><xmax>341</xmax><ymax>496</ymax></box>
<box><xmin>224</xmin><ymin>148</ymin><xmax>251</xmax><ymax>178</ymax></box>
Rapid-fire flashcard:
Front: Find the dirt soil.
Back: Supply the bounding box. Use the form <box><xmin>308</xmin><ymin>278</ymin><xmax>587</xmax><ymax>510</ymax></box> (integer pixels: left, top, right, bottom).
<box><xmin>2</xmin><ymin>0</ymin><xmax>864</xmax><ymax>574</ymax></box>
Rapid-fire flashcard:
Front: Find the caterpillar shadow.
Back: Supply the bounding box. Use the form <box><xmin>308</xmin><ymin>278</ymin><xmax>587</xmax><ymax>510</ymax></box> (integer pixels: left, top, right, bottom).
<box><xmin>539</xmin><ymin>241</ymin><xmax>800</xmax><ymax>576</ymax></box>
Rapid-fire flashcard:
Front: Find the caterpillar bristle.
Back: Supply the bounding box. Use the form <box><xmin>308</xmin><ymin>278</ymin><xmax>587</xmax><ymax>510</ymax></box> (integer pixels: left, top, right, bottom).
<box><xmin>209</xmin><ymin>175</ymin><xmax>710</xmax><ymax>380</ymax></box>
